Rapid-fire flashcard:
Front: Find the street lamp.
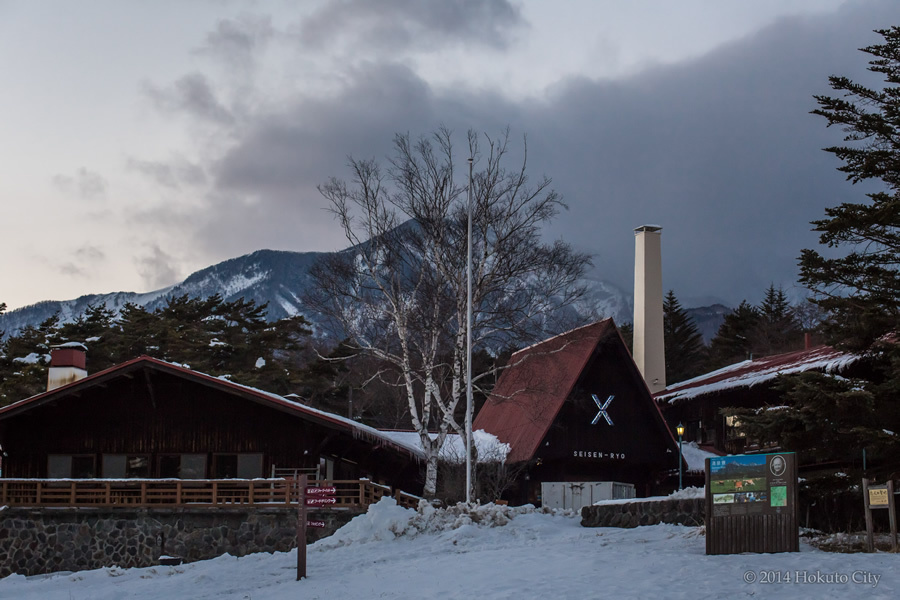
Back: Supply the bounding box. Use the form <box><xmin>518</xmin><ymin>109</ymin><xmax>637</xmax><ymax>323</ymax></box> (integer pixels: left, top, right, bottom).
<box><xmin>676</xmin><ymin>423</ymin><xmax>685</xmax><ymax>491</ymax></box>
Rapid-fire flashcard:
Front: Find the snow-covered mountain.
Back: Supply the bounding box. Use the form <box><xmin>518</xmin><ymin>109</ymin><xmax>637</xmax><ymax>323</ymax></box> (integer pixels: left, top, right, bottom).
<box><xmin>0</xmin><ymin>250</ymin><xmax>325</xmax><ymax>338</ymax></box>
<box><xmin>0</xmin><ymin>247</ymin><xmax>733</xmax><ymax>342</ymax></box>
<box><xmin>1</xmin><ymin>248</ymin><xmax>638</xmax><ymax>339</ymax></box>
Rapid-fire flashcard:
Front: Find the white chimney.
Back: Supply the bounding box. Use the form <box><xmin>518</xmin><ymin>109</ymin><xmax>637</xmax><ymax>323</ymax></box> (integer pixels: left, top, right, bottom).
<box><xmin>633</xmin><ymin>225</ymin><xmax>666</xmax><ymax>394</ymax></box>
<box><xmin>47</xmin><ymin>343</ymin><xmax>88</xmax><ymax>391</ymax></box>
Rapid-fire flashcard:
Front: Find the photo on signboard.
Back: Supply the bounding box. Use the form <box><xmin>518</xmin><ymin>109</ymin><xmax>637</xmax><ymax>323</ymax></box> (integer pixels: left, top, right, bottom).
<box><xmin>709</xmin><ymin>455</ymin><xmax>767</xmax><ymax>494</ymax></box>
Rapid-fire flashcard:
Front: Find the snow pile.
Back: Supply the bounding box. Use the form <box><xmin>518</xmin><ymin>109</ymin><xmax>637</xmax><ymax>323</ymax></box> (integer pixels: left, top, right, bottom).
<box><xmin>594</xmin><ymin>486</ymin><xmax>705</xmax><ymax>505</ymax></box>
<box><xmin>681</xmin><ymin>441</ymin><xmax>719</xmax><ymax>471</ymax></box>
<box><xmin>667</xmin><ymin>486</ymin><xmax>705</xmax><ymax>500</ymax></box>
<box><xmin>317</xmin><ymin>497</ymin><xmax>565</xmax><ymax>548</ymax></box>
<box><xmin>12</xmin><ymin>352</ymin><xmax>47</xmax><ymax>365</ymax></box>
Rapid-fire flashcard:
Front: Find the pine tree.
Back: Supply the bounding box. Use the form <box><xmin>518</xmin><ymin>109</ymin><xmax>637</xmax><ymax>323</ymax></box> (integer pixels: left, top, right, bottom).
<box><xmin>803</xmin><ymin>26</ymin><xmax>900</xmax><ymax>351</ymax></box>
<box><xmin>751</xmin><ymin>285</ymin><xmax>802</xmax><ymax>355</ymax></box>
<box><xmin>731</xmin><ymin>28</ymin><xmax>900</xmax><ymax>483</ymax></box>
<box><xmin>707</xmin><ymin>300</ymin><xmax>759</xmax><ymax>369</ymax></box>
<box><xmin>663</xmin><ymin>290</ymin><xmax>707</xmax><ymax>383</ymax></box>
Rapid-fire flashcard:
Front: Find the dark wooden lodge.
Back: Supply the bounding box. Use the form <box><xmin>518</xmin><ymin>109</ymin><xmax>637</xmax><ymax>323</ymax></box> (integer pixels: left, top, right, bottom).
<box><xmin>0</xmin><ymin>354</ymin><xmax>423</xmax><ymax>492</ymax></box>
<box><xmin>474</xmin><ymin>319</ymin><xmax>680</xmax><ymax>504</ymax></box>
<box><xmin>655</xmin><ymin>345</ymin><xmax>862</xmax><ymax>455</ymax></box>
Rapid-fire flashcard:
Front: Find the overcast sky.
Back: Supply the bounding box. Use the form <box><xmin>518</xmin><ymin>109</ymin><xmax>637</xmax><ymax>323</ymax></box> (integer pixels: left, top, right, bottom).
<box><xmin>2</xmin><ymin>0</ymin><xmax>899</xmax><ymax>311</ymax></box>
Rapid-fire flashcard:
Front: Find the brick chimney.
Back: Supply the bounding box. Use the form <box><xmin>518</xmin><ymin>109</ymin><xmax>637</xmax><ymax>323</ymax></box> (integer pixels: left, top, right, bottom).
<box><xmin>633</xmin><ymin>225</ymin><xmax>666</xmax><ymax>394</ymax></box>
<box><xmin>47</xmin><ymin>343</ymin><xmax>88</xmax><ymax>391</ymax></box>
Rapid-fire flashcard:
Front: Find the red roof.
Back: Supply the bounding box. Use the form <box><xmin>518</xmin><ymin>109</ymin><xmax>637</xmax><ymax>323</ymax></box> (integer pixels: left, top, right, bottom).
<box><xmin>654</xmin><ymin>345</ymin><xmax>860</xmax><ymax>405</ymax></box>
<box><xmin>0</xmin><ymin>355</ymin><xmax>423</xmax><ymax>460</ymax></box>
<box><xmin>474</xmin><ymin>320</ymin><xmax>621</xmax><ymax>463</ymax></box>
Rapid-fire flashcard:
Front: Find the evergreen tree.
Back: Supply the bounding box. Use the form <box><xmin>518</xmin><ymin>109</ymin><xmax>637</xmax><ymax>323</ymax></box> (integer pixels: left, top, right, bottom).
<box><xmin>730</xmin><ymin>28</ymin><xmax>900</xmax><ymax>483</ymax></box>
<box><xmin>707</xmin><ymin>300</ymin><xmax>759</xmax><ymax>369</ymax></box>
<box><xmin>663</xmin><ymin>290</ymin><xmax>707</xmax><ymax>383</ymax></box>
<box><xmin>802</xmin><ymin>26</ymin><xmax>900</xmax><ymax>351</ymax></box>
<box><xmin>750</xmin><ymin>285</ymin><xmax>802</xmax><ymax>355</ymax></box>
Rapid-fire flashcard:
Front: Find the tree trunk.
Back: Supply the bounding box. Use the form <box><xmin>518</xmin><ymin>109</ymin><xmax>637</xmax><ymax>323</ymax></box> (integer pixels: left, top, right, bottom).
<box><xmin>424</xmin><ymin>454</ymin><xmax>439</xmax><ymax>498</ymax></box>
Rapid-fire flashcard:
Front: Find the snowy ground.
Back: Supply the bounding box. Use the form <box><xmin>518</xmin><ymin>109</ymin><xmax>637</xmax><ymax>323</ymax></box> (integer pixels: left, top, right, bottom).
<box><xmin>1</xmin><ymin>499</ymin><xmax>897</xmax><ymax>600</ymax></box>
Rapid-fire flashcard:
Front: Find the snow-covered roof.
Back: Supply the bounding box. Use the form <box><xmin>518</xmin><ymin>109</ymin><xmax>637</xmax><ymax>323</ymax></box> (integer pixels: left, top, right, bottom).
<box><xmin>0</xmin><ymin>355</ymin><xmax>424</xmax><ymax>461</ymax></box>
<box><xmin>655</xmin><ymin>345</ymin><xmax>860</xmax><ymax>405</ymax></box>
<box><xmin>378</xmin><ymin>430</ymin><xmax>510</xmax><ymax>464</ymax></box>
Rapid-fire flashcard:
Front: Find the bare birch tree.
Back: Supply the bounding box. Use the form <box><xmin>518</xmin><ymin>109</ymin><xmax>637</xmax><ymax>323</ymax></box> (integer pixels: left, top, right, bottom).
<box><xmin>304</xmin><ymin>128</ymin><xmax>590</xmax><ymax>497</ymax></box>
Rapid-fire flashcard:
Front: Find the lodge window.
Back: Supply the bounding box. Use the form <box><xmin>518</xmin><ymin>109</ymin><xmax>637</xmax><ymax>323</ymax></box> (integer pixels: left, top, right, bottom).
<box><xmin>158</xmin><ymin>454</ymin><xmax>207</xmax><ymax>479</ymax></box>
<box><xmin>102</xmin><ymin>454</ymin><xmax>151</xmax><ymax>478</ymax></box>
<box><xmin>212</xmin><ymin>453</ymin><xmax>263</xmax><ymax>479</ymax></box>
<box><xmin>47</xmin><ymin>454</ymin><xmax>96</xmax><ymax>479</ymax></box>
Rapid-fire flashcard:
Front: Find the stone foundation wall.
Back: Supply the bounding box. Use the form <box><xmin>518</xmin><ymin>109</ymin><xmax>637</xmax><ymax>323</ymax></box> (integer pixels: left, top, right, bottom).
<box><xmin>0</xmin><ymin>507</ymin><xmax>357</xmax><ymax>578</ymax></box>
<box><xmin>581</xmin><ymin>498</ymin><xmax>705</xmax><ymax>529</ymax></box>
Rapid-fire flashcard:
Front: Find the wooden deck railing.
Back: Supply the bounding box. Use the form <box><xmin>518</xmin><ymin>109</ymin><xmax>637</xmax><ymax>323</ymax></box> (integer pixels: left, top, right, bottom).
<box><xmin>393</xmin><ymin>489</ymin><xmax>424</xmax><ymax>510</ymax></box>
<box><xmin>0</xmin><ymin>478</ymin><xmax>406</xmax><ymax>509</ymax></box>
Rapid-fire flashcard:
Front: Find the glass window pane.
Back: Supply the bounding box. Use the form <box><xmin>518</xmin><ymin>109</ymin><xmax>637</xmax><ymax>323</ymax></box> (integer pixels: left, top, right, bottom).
<box><xmin>214</xmin><ymin>454</ymin><xmax>238</xmax><ymax>479</ymax></box>
<box><xmin>180</xmin><ymin>454</ymin><xmax>207</xmax><ymax>479</ymax></box>
<box><xmin>237</xmin><ymin>454</ymin><xmax>263</xmax><ymax>479</ymax></box>
<box><xmin>126</xmin><ymin>455</ymin><xmax>150</xmax><ymax>478</ymax></box>
<box><xmin>48</xmin><ymin>455</ymin><xmax>72</xmax><ymax>479</ymax></box>
<box><xmin>159</xmin><ymin>455</ymin><xmax>180</xmax><ymax>478</ymax></box>
<box><xmin>103</xmin><ymin>455</ymin><xmax>127</xmax><ymax>478</ymax></box>
<box><xmin>71</xmin><ymin>456</ymin><xmax>95</xmax><ymax>478</ymax></box>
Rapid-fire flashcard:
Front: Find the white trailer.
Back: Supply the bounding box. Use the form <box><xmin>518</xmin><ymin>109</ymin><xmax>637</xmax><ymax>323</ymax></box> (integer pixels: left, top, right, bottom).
<box><xmin>541</xmin><ymin>481</ymin><xmax>635</xmax><ymax>511</ymax></box>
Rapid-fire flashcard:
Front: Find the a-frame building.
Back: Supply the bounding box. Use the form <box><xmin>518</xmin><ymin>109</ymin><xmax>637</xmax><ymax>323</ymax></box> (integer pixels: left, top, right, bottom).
<box><xmin>474</xmin><ymin>319</ymin><xmax>680</xmax><ymax>503</ymax></box>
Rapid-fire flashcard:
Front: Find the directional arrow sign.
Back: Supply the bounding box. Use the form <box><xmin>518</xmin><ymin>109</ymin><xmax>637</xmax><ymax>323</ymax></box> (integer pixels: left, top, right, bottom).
<box><xmin>306</xmin><ymin>520</ymin><xmax>327</xmax><ymax>528</ymax></box>
<box><xmin>306</xmin><ymin>496</ymin><xmax>337</xmax><ymax>506</ymax></box>
<box><xmin>306</xmin><ymin>486</ymin><xmax>337</xmax><ymax>496</ymax></box>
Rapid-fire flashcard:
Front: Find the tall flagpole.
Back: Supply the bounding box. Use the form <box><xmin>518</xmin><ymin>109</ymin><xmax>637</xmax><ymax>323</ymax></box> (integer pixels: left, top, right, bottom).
<box><xmin>465</xmin><ymin>156</ymin><xmax>474</xmax><ymax>505</ymax></box>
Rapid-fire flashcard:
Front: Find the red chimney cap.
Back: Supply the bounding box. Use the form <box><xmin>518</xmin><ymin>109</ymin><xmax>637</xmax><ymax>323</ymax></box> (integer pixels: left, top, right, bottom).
<box><xmin>50</xmin><ymin>343</ymin><xmax>87</xmax><ymax>369</ymax></box>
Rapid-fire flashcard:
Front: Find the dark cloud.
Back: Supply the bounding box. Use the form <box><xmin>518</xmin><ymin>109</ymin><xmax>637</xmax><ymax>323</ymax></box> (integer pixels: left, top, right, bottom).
<box><xmin>296</xmin><ymin>0</ymin><xmax>524</xmax><ymax>53</ymax></box>
<box><xmin>135</xmin><ymin>245</ymin><xmax>180</xmax><ymax>290</ymax></box>
<box><xmin>143</xmin><ymin>73</ymin><xmax>235</xmax><ymax>126</ymax></box>
<box><xmin>195</xmin><ymin>14</ymin><xmax>274</xmax><ymax>71</ymax></box>
<box><xmin>51</xmin><ymin>168</ymin><xmax>107</xmax><ymax>200</ymax></box>
<box><xmin>127</xmin><ymin>156</ymin><xmax>207</xmax><ymax>189</ymax></box>
<box><xmin>148</xmin><ymin>0</ymin><xmax>900</xmax><ymax>308</ymax></box>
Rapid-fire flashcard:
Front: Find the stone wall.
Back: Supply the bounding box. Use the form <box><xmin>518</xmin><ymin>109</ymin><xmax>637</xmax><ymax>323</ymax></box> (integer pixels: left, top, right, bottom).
<box><xmin>0</xmin><ymin>507</ymin><xmax>357</xmax><ymax>578</ymax></box>
<box><xmin>581</xmin><ymin>498</ymin><xmax>705</xmax><ymax>529</ymax></box>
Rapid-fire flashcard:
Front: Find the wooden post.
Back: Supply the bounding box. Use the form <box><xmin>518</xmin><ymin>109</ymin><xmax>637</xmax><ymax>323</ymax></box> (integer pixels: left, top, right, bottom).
<box><xmin>889</xmin><ymin>480</ymin><xmax>898</xmax><ymax>552</ymax></box>
<box><xmin>297</xmin><ymin>474</ymin><xmax>308</xmax><ymax>580</ymax></box>
<box><xmin>248</xmin><ymin>481</ymin><xmax>254</xmax><ymax>505</ymax></box>
<box><xmin>70</xmin><ymin>481</ymin><xmax>76</xmax><ymax>504</ymax></box>
<box><xmin>36</xmin><ymin>481</ymin><xmax>42</xmax><ymax>505</ymax></box>
<box><xmin>863</xmin><ymin>478</ymin><xmax>875</xmax><ymax>553</ymax></box>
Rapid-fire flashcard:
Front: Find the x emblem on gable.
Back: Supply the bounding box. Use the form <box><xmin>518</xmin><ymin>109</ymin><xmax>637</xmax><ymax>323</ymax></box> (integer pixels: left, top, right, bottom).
<box><xmin>591</xmin><ymin>394</ymin><xmax>614</xmax><ymax>426</ymax></box>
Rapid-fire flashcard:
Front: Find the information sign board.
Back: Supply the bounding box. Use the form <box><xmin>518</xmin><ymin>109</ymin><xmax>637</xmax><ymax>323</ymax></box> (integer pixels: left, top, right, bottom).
<box><xmin>868</xmin><ymin>486</ymin><xmax>889</xmax><ymax>507</ymax></box>
<box><xmin>706</xmin><ymin>452</ymin><xmax>798</xmax><ymax>554</ymax></box>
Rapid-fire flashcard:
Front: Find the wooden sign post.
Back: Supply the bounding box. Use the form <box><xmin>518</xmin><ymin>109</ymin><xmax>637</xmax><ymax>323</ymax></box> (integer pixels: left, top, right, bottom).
<box><xmin>297</xmin><ymin>474</ymin><xmax>308</xmax><ymax>580</ymax></box>
<box><xmin>862</xmin><ymin>478</ymin><xmax>898</xmax><ymax>553</ymax></box>
<box><xmin>297</xmin><ymin>477</ymin><xmax>337</xmax><ymax>580</ymax></box>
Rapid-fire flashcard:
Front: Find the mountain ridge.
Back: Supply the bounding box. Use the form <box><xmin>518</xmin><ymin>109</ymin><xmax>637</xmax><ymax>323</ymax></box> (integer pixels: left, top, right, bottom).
<box><xmin>1</xmin><ymin>249</ymin><xmax>724</xmax><ymax>341</ymax></box>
